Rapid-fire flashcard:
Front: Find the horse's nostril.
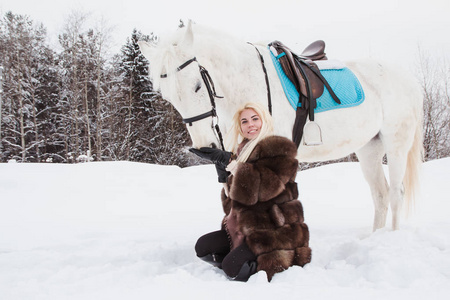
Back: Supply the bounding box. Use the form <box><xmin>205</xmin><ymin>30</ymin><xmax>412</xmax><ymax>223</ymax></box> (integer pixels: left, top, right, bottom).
<box><xmin>210</xmin><ymin>143</ymin><xmax>217</xmax><ymax>149</ymax></box>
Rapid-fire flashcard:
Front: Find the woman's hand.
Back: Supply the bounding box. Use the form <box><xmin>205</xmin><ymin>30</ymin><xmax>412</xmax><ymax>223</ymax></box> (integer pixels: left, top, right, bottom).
<box><xmin>189</xmin><ymin>147</ymin><xmax>232</xmax><ymax>167</ymax></box>
<box><xmin>190</xmin><ymin>147</ymin><xmax>234</xmax><ymax>183</ymax></box>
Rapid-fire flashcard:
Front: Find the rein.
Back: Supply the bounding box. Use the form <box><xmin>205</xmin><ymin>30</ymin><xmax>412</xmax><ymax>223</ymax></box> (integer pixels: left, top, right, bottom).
<box><xmin>160</xmin><ymin>57</ymin><xmax>226</xmax><ymax>150</ymax></box>
<box><xmin>248</xmin><ymin>43</ymin><xmax>272</xmax><ymax>115</ymax></box>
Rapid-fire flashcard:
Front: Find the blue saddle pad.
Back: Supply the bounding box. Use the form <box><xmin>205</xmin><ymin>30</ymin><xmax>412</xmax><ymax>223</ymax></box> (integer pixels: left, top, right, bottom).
<box><xmin>269</xmin><ymin>47</ymin><xmax>365</xmax><ymax>112</ymax></box>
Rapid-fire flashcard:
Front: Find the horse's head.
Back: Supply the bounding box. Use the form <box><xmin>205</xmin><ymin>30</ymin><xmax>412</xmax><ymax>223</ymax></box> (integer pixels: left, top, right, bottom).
<box><xmin>139</xmin><ymin>21</ymin><xmax>224</xmax><ymax>149</ymax></box>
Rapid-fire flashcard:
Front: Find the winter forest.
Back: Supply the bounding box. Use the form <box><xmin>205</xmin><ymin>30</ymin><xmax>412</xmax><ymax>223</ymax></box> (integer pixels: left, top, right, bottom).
<box><xmin>0</xmin><ymin>11</ymin><xmax>449</xmax><ymax>166</ymax></box>
<box><xmin>0</xmin><ymin>11</ymin><xmax>193</xmax><ymax>166</ymax></box>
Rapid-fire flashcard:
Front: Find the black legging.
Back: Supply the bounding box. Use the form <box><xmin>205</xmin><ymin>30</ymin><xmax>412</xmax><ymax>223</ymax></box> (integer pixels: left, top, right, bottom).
<box><xmin>195</xmin><ymin>230</ymin><xmax>257</xmax><ymax>279</ymax></box>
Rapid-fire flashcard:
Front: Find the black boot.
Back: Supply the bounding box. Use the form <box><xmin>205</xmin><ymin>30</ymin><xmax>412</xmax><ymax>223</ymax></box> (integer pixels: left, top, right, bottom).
<box><xmin>198</xmin><ymin>253</ymin><xmax>226</xmax><ymax>268</ymax></box>
<box><xmin>232</xmin><ymin>261</ymin><xmax>258</xmax><ymax>282</ymax></box>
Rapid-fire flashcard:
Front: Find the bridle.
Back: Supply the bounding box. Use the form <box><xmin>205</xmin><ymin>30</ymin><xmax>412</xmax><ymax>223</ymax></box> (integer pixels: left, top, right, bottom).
<box><xmin>161</xmin><ymin>57</ymin><xmax>226</xmax><ymax>150</ymax></box>
<box><xmin>159</xmin><ymin>45</ymin><xmax>271</xmax><ymax>151</ymax></box>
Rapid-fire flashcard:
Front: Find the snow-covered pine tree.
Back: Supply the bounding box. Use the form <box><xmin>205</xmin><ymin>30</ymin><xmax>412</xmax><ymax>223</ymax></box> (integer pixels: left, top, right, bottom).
<box><xmin>112</xmin><ymin>29</ymin><xmax>193</xmax><ymax>166</ymax></box>
<box><xmin>114</xmin><ymin>29</ymin><xmax>154</xmax><ymax>162</ymax></box>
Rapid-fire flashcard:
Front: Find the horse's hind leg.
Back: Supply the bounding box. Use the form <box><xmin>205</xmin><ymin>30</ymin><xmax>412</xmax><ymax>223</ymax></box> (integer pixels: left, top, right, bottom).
<box><xmin>382</xmin><ymin>121</ymin><xmax>419</xmax><ymax>230</ymax></box>
<box><xmin>356</xmin><ymin>134</ymin><xmax>389</xmax><ymax>231</ymax></box>
<box><xmin>384</xmin><ymin>155</ymin><xmax>408</xmax><ymax>230</ymax></box>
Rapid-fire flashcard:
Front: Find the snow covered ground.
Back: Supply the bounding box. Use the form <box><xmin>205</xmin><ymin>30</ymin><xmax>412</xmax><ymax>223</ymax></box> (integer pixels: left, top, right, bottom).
<box><xmin>0</xmin><ymin>158</ymin><xmax>449</xmax><ymax>300</ymax></box>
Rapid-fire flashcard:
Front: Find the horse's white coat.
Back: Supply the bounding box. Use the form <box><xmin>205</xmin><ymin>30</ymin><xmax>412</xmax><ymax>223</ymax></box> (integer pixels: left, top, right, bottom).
<box><xmin>139</xmin><ymin>22</ymin><xmax>423</xmax><ymax>231</ymax></box>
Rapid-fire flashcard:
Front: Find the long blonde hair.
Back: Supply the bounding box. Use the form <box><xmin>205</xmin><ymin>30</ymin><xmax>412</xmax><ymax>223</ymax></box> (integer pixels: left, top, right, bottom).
<box><xmin>226</xmin><ymin>102</ymin><xmax>274</xmax><ymax>162</ymax></box>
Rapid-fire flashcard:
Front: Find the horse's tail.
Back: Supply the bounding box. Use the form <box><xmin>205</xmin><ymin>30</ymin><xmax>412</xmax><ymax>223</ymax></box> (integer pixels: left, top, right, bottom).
<box><xmin>403</xmin><ymin>113</ymin><xmax>424</xmax><ymax>214</ymax></box>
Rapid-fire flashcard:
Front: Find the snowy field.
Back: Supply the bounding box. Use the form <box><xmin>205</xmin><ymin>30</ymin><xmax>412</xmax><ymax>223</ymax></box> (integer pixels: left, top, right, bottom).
<box><xmin>0</xmin><ymin>158</ymin><xmax>449</xmax><ymax>300</ymax></box>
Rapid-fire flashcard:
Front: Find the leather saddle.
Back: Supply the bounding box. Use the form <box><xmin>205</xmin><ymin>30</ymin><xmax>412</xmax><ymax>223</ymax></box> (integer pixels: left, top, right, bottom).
<box><xmin>269</xmin><ymin>40</ymin><xmax>341</xmax><ymax>147</ymax></box>
<box><xmin>299</xmin><ymin>40</ymin><xmax>327</xmax><ymax>60</ymax></box>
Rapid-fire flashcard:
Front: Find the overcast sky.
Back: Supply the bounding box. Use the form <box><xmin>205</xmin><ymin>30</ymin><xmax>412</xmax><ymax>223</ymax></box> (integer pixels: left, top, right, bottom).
<box><xmin>1</xmin><ymin>0</ymin><xmax>449</xmax><ymax>69</ymax></box>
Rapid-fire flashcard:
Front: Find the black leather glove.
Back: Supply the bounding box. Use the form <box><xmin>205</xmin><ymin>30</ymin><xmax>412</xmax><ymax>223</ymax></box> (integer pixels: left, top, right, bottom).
<box><xmin>189</xmin><ymin>147</ymin><xmax>233</xmax><ymax>167</ymax></box>
<box><xmin>190</xmin><ymin>147</ymin><xmax>233</xmax><ymax>183</ymax></box>
<box><xmin>215</xmin><ymin>164</ymin><xmax>230</xmax><ymax>183</ymax></box>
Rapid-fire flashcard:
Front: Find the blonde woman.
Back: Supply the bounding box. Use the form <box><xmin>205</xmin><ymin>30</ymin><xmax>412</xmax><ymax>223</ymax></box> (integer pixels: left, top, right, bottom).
<box><xmin>191</xmin><ymin>102</ymin><xmax>311</xmax><ymax>282</ymax></box>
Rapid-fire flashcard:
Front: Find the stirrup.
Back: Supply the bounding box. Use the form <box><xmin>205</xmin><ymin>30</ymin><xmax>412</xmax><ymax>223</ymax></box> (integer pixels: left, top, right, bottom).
<box><xmin>303</xmin><ymin>121</ymin><xmax>323</xmax><ymax>146</ymax></box>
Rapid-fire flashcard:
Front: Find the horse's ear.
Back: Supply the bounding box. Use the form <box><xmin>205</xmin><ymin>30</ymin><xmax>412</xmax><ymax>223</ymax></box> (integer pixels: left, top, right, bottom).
<box><xmin>180</xmin><ymin>20</ymin><xmax>194</xmax><ymax>48</ymax></box>
<box><xmin>138</xmin><ymin>41</ymin><xmax>154</xmax><ymax>61</ymax></box>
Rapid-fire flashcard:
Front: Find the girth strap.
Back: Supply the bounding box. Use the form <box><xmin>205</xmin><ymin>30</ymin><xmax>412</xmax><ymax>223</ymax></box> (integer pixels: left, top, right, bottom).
<box><xmin>297</xmin><ymin>59</ymin><xmax>341</xmax><ymax>105</ymax></box>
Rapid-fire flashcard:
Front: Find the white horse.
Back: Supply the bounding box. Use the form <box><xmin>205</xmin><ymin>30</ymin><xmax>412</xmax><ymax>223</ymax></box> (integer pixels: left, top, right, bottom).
<box><xmin>139</xmin><ymin>22</ymin><xmax>423</xmax><ymax>231</ymax></box>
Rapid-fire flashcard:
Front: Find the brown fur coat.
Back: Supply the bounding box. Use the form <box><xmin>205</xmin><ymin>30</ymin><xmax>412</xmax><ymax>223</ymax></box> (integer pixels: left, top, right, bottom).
<box><xmin>221</xmin><ymin>136</ymin><xmax>312</xmax><ymax>281</ymax></box>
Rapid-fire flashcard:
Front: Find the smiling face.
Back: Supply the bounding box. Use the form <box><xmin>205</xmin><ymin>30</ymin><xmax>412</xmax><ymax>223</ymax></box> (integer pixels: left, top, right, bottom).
<box><xmin>240</xmin><ymin>108</ymin><xmax>263</xmax><ymax>140</ymax></box>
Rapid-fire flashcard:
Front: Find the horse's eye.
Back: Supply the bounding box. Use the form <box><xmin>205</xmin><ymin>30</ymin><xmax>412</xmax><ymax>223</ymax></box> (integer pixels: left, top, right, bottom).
<box><xmin>194</xmin><ymin>81</ymin><xmax>202</xmax><ymax>93</ymax></box>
